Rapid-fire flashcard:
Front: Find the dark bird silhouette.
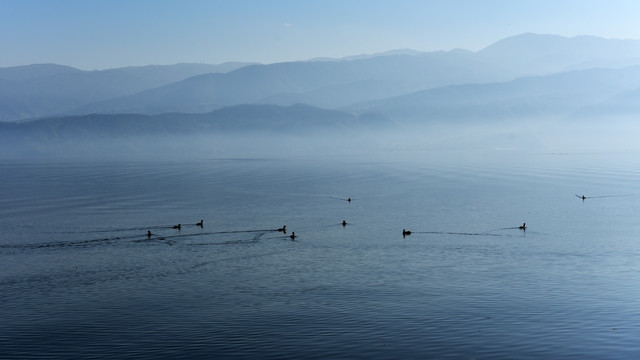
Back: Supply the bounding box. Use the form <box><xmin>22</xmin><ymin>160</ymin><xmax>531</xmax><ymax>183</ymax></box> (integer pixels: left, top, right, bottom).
<box><xmin>147</xmin><ymin>230</ymin><xmax>152</xmax><ymax>238</ymax></box>
<box><xmin>277</xmin><ymin>225</ymin><xmax>287</xmax><ymax>233</ymax></box>
<box><xmin>289</xmin><ymin>232</ymin><xmax>296</xmax><ymax>240</ymax></box>
<box><xmin>403</xmin><ymin>229</ymin><xmax>411</xmax><ymax>237</ymax></box>
<box><xmin>173</xmin><ymin>224</ymin><xmax>181</xmax><ymax>230</ymax></box>
<box><xmin>582</xmin><ymin>195</ymin><xmax>586</xmax><ymax>200</ymax></box>
<box><xmin>196</xmin><ymin>219</ymin><xmax>203</xmax><ymax>227</ymax></box>
<box><xmin>347</xmin><ymin>197</ymin><xmax>351</xmax><ymax>203</ymax></box>
<box><xmin>519</xmin><ymin>222</ymin><xmax>526</xmax><ymax>230</ymax></box>
<box><xmin>342</xmin><ymin>220</ymin><xmax>347</xmax><ymax>226</ymax></box>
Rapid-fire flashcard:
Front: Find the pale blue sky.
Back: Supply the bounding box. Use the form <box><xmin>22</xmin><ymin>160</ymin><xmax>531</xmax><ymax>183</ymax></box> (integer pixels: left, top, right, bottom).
<box><xmin>2</xmin><ymin>0</ymin><xmax>640</xmax><ymax>70</ymax></box>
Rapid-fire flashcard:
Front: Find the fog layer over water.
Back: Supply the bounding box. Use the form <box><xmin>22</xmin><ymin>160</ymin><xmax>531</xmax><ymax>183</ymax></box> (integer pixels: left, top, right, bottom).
<box><xmin>3</xmin><ymin>117</ymin><xmax>640</xmax><ymax>160</ymax></box>
<box><xmin>1</xmin><ymin>148</ymin><xmax>640</xmax><ymax>358</ymax></box>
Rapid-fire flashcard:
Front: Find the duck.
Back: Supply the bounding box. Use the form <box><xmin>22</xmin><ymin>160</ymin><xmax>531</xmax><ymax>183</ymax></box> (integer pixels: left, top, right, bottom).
<box><xmin>289</xmin><ymin>232</ymin><xmax>296</xmax><ymax>240</ymax></box>
<box><xmin>347</xmin><ymin>197</ymin><xmax>351</xmax><ymax>203</ymax></box>
<box><xmin>196</xmin><ymin>219</ymin><xmax>203</xmax><ymax>227</ymax></box>
<box><xmin>173</xmin><ymin>224</ymin><xmax>181</xmax><ymax>230</ymax></box>
<box><xmin>147</xmin><ymin>230</ymin><xmax>152</xmax><ymax>238</ymax></box>
<box><xmin>277</xmin><ymin>225</ymin><xmax>287</xmax><ymax>233</ymax></box>
<box><xmin>402</xmin><ymin>229</ymin><xmax>411</xmax><ymax>237</ymax></box>
<box><xmin>342</xmin><ymin>220</ymin><xmax>347</xmax><ymax>226</ymax></box>
<box><xmin>519</xmin><ymin>222</ymin><xmax>526</xmax><ymax>230</ymax></box>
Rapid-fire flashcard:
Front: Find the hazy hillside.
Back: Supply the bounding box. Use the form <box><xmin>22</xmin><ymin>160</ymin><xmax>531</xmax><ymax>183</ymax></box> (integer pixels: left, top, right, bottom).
<box><xmin>347</xmin><ymin>66</ymin><xmax>640</xmax><ymax>122</ymax></box>
<box><xmin>3</xmin><ymin>33</ymin><xmax>640</xmax><ymax>130</ymax></box>
<box><xmin>570</xmin><ymin>86</ymin><xmax>640</xmax><ymax>120</ymax></box>
<box><xmin>68</xmin><ymin>34</ymin><xmax>640</xmax><ymax>117</ymax></box>
<box><xmin>477</xmin><ymin>33</ymin><xmax>640</xmax><ymax>74</ymax></box>
<box><xmin>254</xmin><ymin>79</ymin><xmax>415</xmax><ymax>109</ymax></box>
<box><xmin>0</xmin><ymin>63</ymin><xmax>82</xmax><ymax>82</ymax></box>
<box><xmin>71</xmin><ymin>51</ymin><xmax>509</xmax><ymax>116</ymax></box>
<box><xmin>0</xmin><ymin>62</ymin><xmax>253</xmax><ymax>122</ymax></box>
<box><xmin>1</xmin><ymin>103</ymin><xmax>387</xmax><ymax>142</ymax></box>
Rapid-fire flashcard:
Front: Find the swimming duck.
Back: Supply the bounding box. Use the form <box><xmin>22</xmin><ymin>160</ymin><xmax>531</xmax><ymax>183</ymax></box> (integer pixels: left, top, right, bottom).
<box><xmin>290</xmin><ymin>232</ymin><xmax>296</xmax><ymax>240</ymax></box>
<box><xmin>342</xmin><ymin>220</ymin><xmax>347</xmax><ymax>226</ymax></box>
<box><xmin>147</xmin><ymin>230</ymin><xmax>152</xmax><ymax>238</ymax></box>
<box><xmin>277</xmin><ymin>225</ymin><xmax>287</xmax><ymax>232</ymax></box>
<box><xmin>519</xmin><ymin>223</ymin><xmax>526</xmax><ymax>230</ymax></box>
<box><xmin>347</xmin><ymin>197</ymin><xmax>351</xmax><ymax>203</ymax></box>
<box><xmin>402</xmin><ymin>229</ymin><xmax>411</xmax><ymax>237</ymax></box>
<box><xmin>173</xmin><ymin>224</ymin><xmax>181</xmax><ymax>230</ymax></box>
<box><xmin>196</xmin><ymin>220</ymin><xmax>203</xmax><ymax>227</ymax></box>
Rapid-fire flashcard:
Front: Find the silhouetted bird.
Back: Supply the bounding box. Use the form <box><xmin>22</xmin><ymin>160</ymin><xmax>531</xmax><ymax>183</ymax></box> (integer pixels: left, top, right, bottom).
<box><xmin>342</xmin><ymin>220</ymin><xmax>347</xmax><ymax>226</ymax></box>
<box><xmin>277</xmin><ymin>225</ymin><xmax>287</xmax><ymax>233</ymax></box>
<box><xmin>173</xmin><ymin>224</ymin><xmax>181</xmax><ymax>230</ymax></box>
<box><xmin>582</xmin><ymin>195</ymin><xmax>586</xmax><ymax>200</ymax></box>
<box><xmin>519</xmin><ymin>223</ymin><xmax>526</xmax><ymax>230</ymax></box>
<box><xmin>347</xmin><ymin>197</ymin><xmax>351</xmax><ymax>203</ymax></box>
<box><xmin>196</xmin><ymin>220</ymin><xmax>203</xmax><ymax>227</ymax></box>
<box><xmin>290</xmin><ymin>232</ymin><xmax>296</xmax><ymax>240</ymax></box>
<box><xmin>147</xmin><ymin>231</ymin><xmax>152</xmax><ymax>238</ymax></box>
<box><xmin>403</xmin><ymin>229</ymin><xmax>411</xmax><ymax>237</ymax></box>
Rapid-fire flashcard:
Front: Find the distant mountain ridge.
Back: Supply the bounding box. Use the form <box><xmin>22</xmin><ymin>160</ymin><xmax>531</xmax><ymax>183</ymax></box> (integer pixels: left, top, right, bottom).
<box><xmin>0</xmin><ymin>103</ymin><xmax>389</xmax><ymax>140</ymax></box>
<box><xmin>0</xmin><ymin>63</ymin><xmax>82</xmax><ymax>82</ymax></box>
<box><xmin>309</xmin><ymin>48</ymin><xmax>432</xmax><ymax>62</ymax></box>
<box><xmin>0</xmin><ymin>62</ymin><xmax>255</xmax><ymax>122</ymax></box>
<box><xmin>477</xmin><ymin>33</ymin><xmax>640</xmax><ymax>72</ymax></box>
<box><xmin>2</xmin><ymin>33</ymin><xmax>640</xmax><ymax>129</ymax></box>
<box><xmin>346</xmin><ymin>65</ymin><xmax>640</xmax><ymax>122</ymax></box>
<box><xmin>0</xmin><ymin>102</ymin><xmax>395</xmax><ymax>156</ymax></box>
<box><xmin>60</xmin><ymin>33</ymin><xmax>640</xmax><ymax>118</ymax></box>
<box><xmin>570</xmin><ymin>86</ymin><xmax>640</xmax><ymax>120</ymax></box>
<box><xmin>71</xmin><ymin>51</ymin><xmax>508</xmax><ymax>116</ymax></box>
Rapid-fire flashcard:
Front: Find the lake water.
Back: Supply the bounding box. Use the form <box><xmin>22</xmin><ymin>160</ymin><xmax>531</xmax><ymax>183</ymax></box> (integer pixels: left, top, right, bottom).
<box><xmin>1</xmin><ymin>151</ymin><xmax>640</xmax><ymax>359</ymax></box>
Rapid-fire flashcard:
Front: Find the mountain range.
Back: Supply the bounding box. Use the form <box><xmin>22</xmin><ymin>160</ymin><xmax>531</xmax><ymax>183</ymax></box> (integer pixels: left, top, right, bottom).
<box><xmin>2</xmin><ymin>33</ymin><xmax>640</xmax><ymax>156</ymax></box>
<box><xmin>347</xmin><ymin>65</ymin><xmax>640</xmax><ymax>122</ymax></box>
<box><xmin>0</xmin><ymin>62</ymin><xmax>253</xmax><ymax>122</ymax></box>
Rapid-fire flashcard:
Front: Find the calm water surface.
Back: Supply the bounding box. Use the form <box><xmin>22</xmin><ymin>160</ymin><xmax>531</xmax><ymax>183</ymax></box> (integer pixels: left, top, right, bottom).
<box><xmin>1</xmin><ymin>152</ymin><xmax>640</xmax><ymax>359</ymax></box>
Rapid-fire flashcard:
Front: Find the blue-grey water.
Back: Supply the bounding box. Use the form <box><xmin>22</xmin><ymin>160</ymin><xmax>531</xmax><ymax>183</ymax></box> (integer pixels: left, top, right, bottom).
<box><xmin>1</xmin><ymin>152</ymin><xmax>640</xmax><ymax>359</ymax></box>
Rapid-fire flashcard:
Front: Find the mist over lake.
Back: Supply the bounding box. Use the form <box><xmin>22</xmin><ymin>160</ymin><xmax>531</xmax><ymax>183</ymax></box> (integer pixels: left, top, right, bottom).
<box><xmin>3</xmin><ymin>9</ymin><xmax>640</xmax><ymax>357</ymax></box>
